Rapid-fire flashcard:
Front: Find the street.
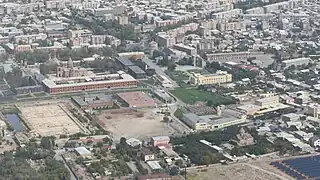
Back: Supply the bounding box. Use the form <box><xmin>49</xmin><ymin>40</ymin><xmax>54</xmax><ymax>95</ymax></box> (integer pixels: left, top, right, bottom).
<box><xmin>142</xmin><ymin>57</ymin><xmax>178</xmax><ymax>87</ymax></box>
<box><xmin>54</xmin><ymin>149</ymin><xmax>77</xmax><ymax>180</ymax></box>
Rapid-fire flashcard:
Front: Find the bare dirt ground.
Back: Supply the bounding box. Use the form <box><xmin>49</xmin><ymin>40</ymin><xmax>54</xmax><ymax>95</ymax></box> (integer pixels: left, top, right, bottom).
<box><xmin>97</xmin><ymin>108</ymin><xmax>177</xmax><ymax>140</ymax></box>
<box><xmin>186</xmin><ymin>163</ymin><xmax>291</xmax><ymax>180</ymax></box>
<box><xmin>17</xmin><ymin>103</ymin><xmax>81</xmax><ymax>137</ymax></box>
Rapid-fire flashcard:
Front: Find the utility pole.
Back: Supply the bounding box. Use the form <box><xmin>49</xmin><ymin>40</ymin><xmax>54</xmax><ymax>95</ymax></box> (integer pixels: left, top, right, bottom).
<box><xmin>184</xmin><ymin>165</ymin><xmax>187</xmax><ymax>180</ymax></box>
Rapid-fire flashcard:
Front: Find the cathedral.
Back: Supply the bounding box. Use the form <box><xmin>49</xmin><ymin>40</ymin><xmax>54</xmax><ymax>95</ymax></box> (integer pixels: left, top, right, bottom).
<box><xmin>56</xmin><ymin>58</ymin><xmax>88</xmax><ymax>78</ymax></box>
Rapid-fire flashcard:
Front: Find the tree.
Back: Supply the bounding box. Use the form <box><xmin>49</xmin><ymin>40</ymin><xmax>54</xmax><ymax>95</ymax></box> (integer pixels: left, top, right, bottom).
<box><xmin>163</xmin><ymin>116</ymin><xmax>169</xmax><ymax>123</ymax></box>
<box><xmin>120</xmin><ymin>137</ymin><xmax>127</xmax><ymax>145</ymax></box>
<box><xmin>174</xmin><ymin>159</ymin><xmax>184</xmax><ymax>168</ymax></box>
<box><xmin>40</xmin><ymin>136</ymin><xmax>56</xmax><ymax>150</ymax></box>
<box><xmin>97</xmin><ymin>142</ymin><xmax>104</xmax><ymax>148</ymax></box>
<box><xmin>167</xmin><ymin>63</ymin><xmax>176</xmax><ymax>71</ymax></box>
<box><xmin>206</xmin><ymin>100</ymin><xmax>213</xmax><ymax>107</ymax></box>
<box><xmin>103</xmin><ymin>137</ymin><xmax>113</xmax><ymax>146</ymax></box>
<box><xmin>169</xmin><ymin>166</ymin><xmax>180</xmax><ymax>176</ymax></box>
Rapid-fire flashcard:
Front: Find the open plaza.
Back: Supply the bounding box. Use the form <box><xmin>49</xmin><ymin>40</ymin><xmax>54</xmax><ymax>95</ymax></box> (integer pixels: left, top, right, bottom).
<box><xmin>17</xmin><ymin>103</ymin><xmax>82</xmax><ymax>137</ymax></box>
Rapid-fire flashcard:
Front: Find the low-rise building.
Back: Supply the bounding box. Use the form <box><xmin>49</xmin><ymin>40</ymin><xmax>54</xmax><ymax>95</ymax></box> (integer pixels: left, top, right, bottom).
<box><xmin>309</xmin><ymin>136</ymin><xmax>320</xmax><ymax>148</ymax></box>
<box><xmin>282</xmin><ymin>57</ymin><xmax>310</xmax><ymax>69</ymax></box>
<box><xmin>189</xmin><ymin>71</ymin><xmax>232</xmax><ymax>85</ymax></box>
<box><xmin>138</xmin><ymin>173</ymin><xmax>171</xmax><ymax>180</ymax></box>
<box><xmin>182</xmin><ymin>113</ymin><xmax>247</xmax><ymax>131</ymax></box>
<box><xmin>173</xmin><ymin>44</ymin><xmax>197</xmax><ymax>56</ymax></box>
<box><xmin>254</xmin><ymin>95</ymin><xmax>280</xmax><ymax>108</ymax></box>
<box><xmin>141</xmin><ymin>148</ymin><xmax>155</xmax><ymax>162</ymax></box>
<box><xmin>127</xmin><ymin>66</ymin><xmax>146</xmax><ymax>79</ymax></box>
<box><xmin>282</xmin><ymin>113</ymin><xmax>300</xmax><ymax>121</ymax></box>
<box><xmin>71</xmin><ymin>94</ymin><xmax>114</xmax><ymax>110</ymax></box>
<box><xmin>75</xmin><ymin>147</ymin><xmax>91</xmax><ymax>159</ymax></box>
<box><xmin>204</xmin><ymin>52</ymin><xmax>250</xmax><ymax>63</ymax></box>
<box><xmin>157</xmin><ymin>34</ymin><xmax>176</xmax><ymax>47</ymax></box>
<box><xmin>151</xmin><ymin>136</ymin><xmax>170</xmax><ymax>147</ymax></box>
<box><xmin>307</xmin><ymin>104</ymin><xmax>320</xmax><ymax>118</ymax></box>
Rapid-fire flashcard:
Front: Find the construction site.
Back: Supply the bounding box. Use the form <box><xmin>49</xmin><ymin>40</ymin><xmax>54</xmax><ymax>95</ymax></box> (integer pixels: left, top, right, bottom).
<box><xmin>16</xmin><ymin>103</ymin><xmax>83</xmax><ymax>137</ymax></box>
<box><xmin>95</xmin><ymin>108</ymin><xmax>177</xmax><ymax>140</ymax></box>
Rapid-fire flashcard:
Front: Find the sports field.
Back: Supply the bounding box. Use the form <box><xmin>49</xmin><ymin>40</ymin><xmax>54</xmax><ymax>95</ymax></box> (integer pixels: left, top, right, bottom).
<box><xmin>170</xmin><ymin>88</ymin><xmax>235</xmax><ymax>105</ymax></box>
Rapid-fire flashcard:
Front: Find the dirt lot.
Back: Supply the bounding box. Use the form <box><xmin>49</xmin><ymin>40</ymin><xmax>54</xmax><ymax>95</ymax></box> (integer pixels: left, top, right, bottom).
<box><xmin>17</xmin><ymin>103</ymin><xmax>81</xmax><ymax>137</ymax></box>
<box><xmin>96</xmin><ymin>108</ymin><xmax>177</xmax><ymax>140</ymax></box>
<box><xmin>186</xmin><ymin>162</ymin><xmax>292</xmax><ymax>180</ymax></box>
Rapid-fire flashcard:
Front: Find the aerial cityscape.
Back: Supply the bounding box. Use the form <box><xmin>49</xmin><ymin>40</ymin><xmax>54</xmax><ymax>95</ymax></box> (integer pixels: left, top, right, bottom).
<box><xmin>0</xmin><ymin>0</ymin><xmax>320</xmax><ymax>179</ymax></box>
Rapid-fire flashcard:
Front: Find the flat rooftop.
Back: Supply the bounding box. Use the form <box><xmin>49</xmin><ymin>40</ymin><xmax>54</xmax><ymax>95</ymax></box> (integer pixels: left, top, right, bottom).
<box><xmin>117</xmin><ymin>91</ymin><xmax>156</xmax><ymax>108</ymax></box>
<box><xmin>72</xmin><ymin>94</ymin><xmax>113</xmax><ymax>107</ymax></box>
<box><xmin>42</xmin><ymin>72</ymin><xmax>136</xmax><ymax>88</ymax></box>
<box><xmin>128</xmin><ymin>66</ymin><xmax>146</xmax><ymax>74</ymax></box>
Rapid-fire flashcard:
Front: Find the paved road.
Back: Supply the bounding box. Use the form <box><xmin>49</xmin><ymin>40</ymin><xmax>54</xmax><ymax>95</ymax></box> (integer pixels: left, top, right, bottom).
<box><xmin>0</xmin><ymin>87</ymin><xmax>151</xmax><ymax>105</ymax></box>
<box><xmin>143</xmin><ymin>58</ymin><xmax>178</xmax><ymax>87</ymax></box>
<box><xmin>54</xmin><ymin>150</ymin><xmax>77</xmax><ymax>180</ymax></box>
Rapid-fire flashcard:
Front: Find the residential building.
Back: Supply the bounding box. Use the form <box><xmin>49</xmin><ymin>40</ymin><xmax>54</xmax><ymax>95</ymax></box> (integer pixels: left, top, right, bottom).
<box><xmin>157</xmin><ymin>35</ymin><xmax>176</xmax><ymax>47</ymax></box>
<box><xmin>155</xmin><ymin>19</ymin><xmax>179</xmax><ymax>28</ymax></box>
<box><xmin>307</xmin><ymin>104</ymin><xmax>320</xmax><ymax>118</ymax></box>
<box><xmin>189</xmin><ymin>71</ymin><xmax>232</xmax><ymax>85</ymax></box>
<box><xmin>93</xmin><ymin>7</ymin><xmax>113</xmax><ymax>17</ymax></box>
<box><xmin>282</xmin><ymin>113</ymin><xmax>300</xmax><ymax>121</ymax></box>
<box><xmin>205</xmin><ymin>52</ymin><xmax>250</xmax><ymax>62</ymax></box>
<box><xmin>309</xmin><ymin>136</ymin><xmax>320</xmax><ymax>148</ymax></box>
<box><xmin>282</xmin><ymin>57</ymin><xmax>310</xmax><ymax>69</ymax></box>
<box><xmin>91</xmin><ymin>35</ymin><xmax>106</xmax><ymax>45</ymax></box>
<box><xmin>15</xmin><ymin>34</ymin><xmax>47</xmax><ymax>44</ymax></box>
<box><xmin>141</xmin><ymin>148</ymin><xmax>155</xmax><ymax>162</ymax></box>
<box><xmin>15</xmin><ymin>45</ymin><xmax>32</xmax><ymax>52</ymax></box>
<box><xmin>173</xmin><ymin>44</ymin><xmax>197</xmax><ymax>56</ymax></box>
<box><xmin>45</xmin><ymin>0</ymin><xmax>66</xmax><ymax>9</ymax></box>
<box><xmin>118</xmin><ymin>15</ymin><xmax>129</xmax><ymax>25</ymax></box>
<box><xmin>106</xmin><ymin>35</ymin><xmax>121</xmax><ymax>47</ymax></box>
<box><xmin>212</xmin><ymin>9</ymin><xmax>243</xmax><ymax>20</ymax></box>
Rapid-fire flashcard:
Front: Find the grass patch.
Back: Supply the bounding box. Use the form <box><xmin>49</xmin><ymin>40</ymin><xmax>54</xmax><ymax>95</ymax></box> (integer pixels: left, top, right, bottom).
<box><xmin>187</xmin><ymin>69</ymin><xmax>210</xmax><ymax>74</ymax></box>
<box><xmin>33</xmin><ymin>92</ymin><xmax>47</xmax><ymax>97</ymax></box>
<box><xmin>170</xmin><ymin>88</ymin><xmax>235</xmax><ymax>105</ymax></box>
<box><xmin>166</xmin><ymin>70</ymin><xmax>190</xmax><ymax>81</ymax></box>
<box><xmin>174</xmin><ymin>108</ymin><xmax>184</xmax><ymax>119</ymax></box>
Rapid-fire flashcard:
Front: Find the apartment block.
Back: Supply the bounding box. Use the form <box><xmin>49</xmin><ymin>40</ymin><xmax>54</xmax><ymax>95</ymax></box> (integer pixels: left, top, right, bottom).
<box><xmin>205</xmin><ymin>51</ymin><xmax>250</xmax><ymax>62</ymax></box>
<box><xmin>157</xmin><ymin>35</ymin><xmax>176</xmax><ymax>47</ymax></box>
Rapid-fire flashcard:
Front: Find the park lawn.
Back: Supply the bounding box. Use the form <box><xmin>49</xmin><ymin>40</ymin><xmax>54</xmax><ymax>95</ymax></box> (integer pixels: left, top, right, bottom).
<box><xmin>170</xmin><ymin>87</ymin><xmax>235</xmax><ymax>105</ymax></box>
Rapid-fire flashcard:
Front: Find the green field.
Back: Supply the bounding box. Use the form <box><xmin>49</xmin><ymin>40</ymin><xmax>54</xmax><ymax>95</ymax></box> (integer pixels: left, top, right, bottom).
<box><xmin>170</xmin><ymin>88</ymin><xmax>235</xmax><ymax>105</ymax></box>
